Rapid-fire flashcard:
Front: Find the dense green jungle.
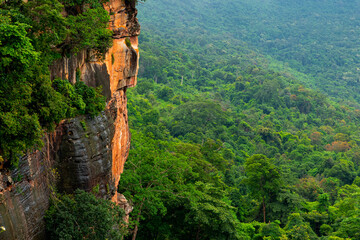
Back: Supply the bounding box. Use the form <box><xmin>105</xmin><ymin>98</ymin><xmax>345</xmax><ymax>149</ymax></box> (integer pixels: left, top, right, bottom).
<box><xmin>119</xmin><ymin>0</ymin><xmax>360</xmax><ymax>239</ymax></box>
<box><xmin>1</xmin><ymin>0</ymin><xmax>360</xmax><ymax>239</ymax></box>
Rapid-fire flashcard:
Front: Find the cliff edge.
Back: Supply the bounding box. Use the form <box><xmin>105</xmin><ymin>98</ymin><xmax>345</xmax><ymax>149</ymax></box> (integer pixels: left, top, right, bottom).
<box><xmin>0</xmin><ymin>0</ymin><xmax>139</xmax><ymax>239</ymax></box>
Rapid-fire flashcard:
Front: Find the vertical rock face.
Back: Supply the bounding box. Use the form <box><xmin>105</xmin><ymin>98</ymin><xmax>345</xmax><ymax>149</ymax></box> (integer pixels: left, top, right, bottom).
<box><xmin>0</xmin><ymin>132</ymin><xmax>63</xmax><ymax>240</ymax></box>
<box><xmin>56</xmin><ymin>114</ymin><xmax>115</xmax><ymax>195</ymax></box>
<box><xmin>0</xmin><ymin>0</ymin><xmax>139</xmax><ymax>239</ymax></box>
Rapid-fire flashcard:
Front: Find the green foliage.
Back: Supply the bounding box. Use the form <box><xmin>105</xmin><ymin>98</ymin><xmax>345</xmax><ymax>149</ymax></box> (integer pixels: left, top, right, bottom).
<box><xmin>66</xmin><ymin>7</ymin><xmax>112</xmax><ymax>56</ymax></box>
<box><xmin>320</xmin><ymin>224</ymin><xmax>333</xmax><ymax>236</ymax></box>
<box><xmin>45</xmin><ymin>190</ymin><xmax>126</xmax><ymax>240</ymax></box>
<box><xmin>0</xmin><ymin>1</ymin><xmax>108</xmax><ymax>167</ymax></box>
<box><xmin>324</xmin><ymin>159</ymin><xmax>356</xmax><ymax>185</ymax></box>
<box><xmin>244</xmin><ymin>154</ymin><xmax>282</xmax><ymax>222</ymax></box>
<box><xmin>142</xmin><ymin>109</ymin><xmax>159</xmax><ymax>125</ymax></box>
<box><xmin>125</xmin><ymin>10</ymin><xmax>360</xmax><ymax>234</ymax></box>
<box><xmin>74</xmin><ymin>81</ymin><xmax>106</xmax><ymax>116</ymax></box>
<box><xmin>334</xmin><ymin>215</ymin><xmax>360</xmax><ymax>239</ymax></box>
<box><xmin>0</xmin><ymin>14</ymin><xmax>42</xmax><ymax>165</ymax></box>
<box><xmin>0</xmin><ymin>16</ymin><xmax>38</xmax><ymax>73</ymax></box>
<box><xmin>317</xmin><ymin>194</ymin><xmax>330</xmax><ymax>213</ymax></box>
<box><xmin>125</xmin><ymin>37</ymin><xmax>132</xmax><ymax>48</ymax></box>
<box><xmin>62</xmin><ymin>0</ymin><xmax>108</xmax><ymax>8</ymax></box>
<box><xmin>140</xmin><ymin>0</ymin><xmax>360</xmax><ymax>103</ymax></box>
<box><xmin>156</xmin><ymin>85</ymin><xmax>174</xmax><ymax>101</ymax></box>
<box><xmin>51</xmin><ymin>78</ymin><xmax>105</xmax><ymax>116</ymax></box>
<box><xmin>182</xmin><ymin>182</ymin><xmax>240</xmax><ymax>240</ymax></box>
<box><xmin>52</xmin><ymin>79</ymin><xmax>86</xmax><ymax>116</ymax></box>
<box><xmin>118</xmin><ymin>131</ymin><xmax>240</xmax><ymax>239</ymax></box>
<box><xmin>23</xmin><ymin>0</ymin><xmax>68</xmax><ymax>57</ymax></box>
<box><xmin>284</xmin><ymin>213</ymin><xmax>317</xmax><ymax>240</ymax></box>
<box><xmin>237</xmin><ymin>223</ymin><xmax>255</xmax><ymax>239</ymax></box>
<box><xmin>256</xmin><ymin>222</ymin><xmax>287</xmax><ymax>240</ymax></box>
<box><xmin>170</xmin><ymin>101</ymin><xmax>228</xmax><ymax>139</ymax></box>
<box><xmin>80</xmin><ymin>120</ymin><xmax>87</xmax><ymax>133</ymax></box>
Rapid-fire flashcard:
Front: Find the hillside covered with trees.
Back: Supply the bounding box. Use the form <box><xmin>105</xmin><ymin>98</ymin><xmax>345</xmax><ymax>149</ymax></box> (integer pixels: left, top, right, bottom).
<box><xmin>118</xmin><ymin>0</ymin><xmax>360</xmax><ymax>239</ymax></box>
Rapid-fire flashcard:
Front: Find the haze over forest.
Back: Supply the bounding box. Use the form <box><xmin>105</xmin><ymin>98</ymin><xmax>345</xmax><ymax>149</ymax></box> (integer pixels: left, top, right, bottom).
<box><xmin>139</xmin><ymin>0</ymin><xmax>360</xmax><ymax>103</ymax></box>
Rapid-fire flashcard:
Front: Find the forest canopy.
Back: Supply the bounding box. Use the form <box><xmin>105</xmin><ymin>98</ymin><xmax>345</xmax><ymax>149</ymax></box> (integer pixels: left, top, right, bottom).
<box><xmin>116</xmin><ymin>0</ymin><xmax>360</xmax><ymax>238</ymax></box>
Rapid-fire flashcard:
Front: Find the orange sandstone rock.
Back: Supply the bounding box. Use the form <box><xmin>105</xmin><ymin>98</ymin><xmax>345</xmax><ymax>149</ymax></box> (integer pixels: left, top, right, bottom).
<box><xmin>0</xmin><ymin>0</ymin><xmax>139</xmax><ymax>238</ymax></box>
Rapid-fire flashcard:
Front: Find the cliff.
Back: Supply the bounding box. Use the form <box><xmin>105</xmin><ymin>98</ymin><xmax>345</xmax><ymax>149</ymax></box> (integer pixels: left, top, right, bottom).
<box><xmin>0</xmin><ymin>0</ymin><xmax>139</xmax><ymax>239</ymax></box>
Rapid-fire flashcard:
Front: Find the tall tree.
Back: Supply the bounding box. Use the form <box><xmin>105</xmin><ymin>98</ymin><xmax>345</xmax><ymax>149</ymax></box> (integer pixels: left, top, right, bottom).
<box><xmin>244</xmin><ymin>154</ymin><xmax>282</xmax><ymax>222</ymax></box>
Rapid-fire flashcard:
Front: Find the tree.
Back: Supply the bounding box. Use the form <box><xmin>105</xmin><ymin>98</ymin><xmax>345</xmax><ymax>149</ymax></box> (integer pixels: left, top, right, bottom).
<box><xmin>334</xmin><ymin>216</ymin><xmax>360</xmax><ymax>239</ymax></box>
<box><xmin>284</xmin><ymin>213</ymin><xmax>317</xmax><ymax>240</ymax></box>
<box><xmin>244</xmin><ymin>154</ymin><xmax>282</xmax><ymax>222</ymax></box>
<box><xmin>45</xmin><ymin>190</ymin><xmax>126</xmax><ymax>240</ymax></box>
<box><xmin>324</xmin><ymin>159</ymin><xmax>356</xmax><ymax>185</ymax></box>
<box><xmin>156</xmin><ymin>86</ymin><xmax>174</xmax><ymax>101</ymax></box>
<box><xmin>118</xmin><ymin>131</ymin><xmax>187</xmax><ymax>240</ymax></box>
<box><xmin>170</xmin><ymin>101</ymin><xmax>228</xmax><ymax>138</ymax></box>
<box><xmin>0</xmin><ymin>14</ymin><xmax>43</xmax><ymax>165</ymax></box>
<box><xmin>181</xmin><ymin>182</ymin><xmax>240</xmax><ymax>240</ymax></box>
<box><xmin>119</xmin><ymin>132</ymin><xmax>240</xmax><ymax>240</ymax></box>
<box><xmin>296</xmin><ymin>177</ymin><xmax>323</xmax><ymax>202</ymax></box>
<box><xmin>256</xmin><ymin>222</ymin><xmax>287</xmax><ymax>240</ymax></box>
<box><xmin>310</xmin><ymin>132</ymin><xmax>322</xmax><ymax>145</ymax></box>
<box><xmin>325</xmin><ymin>141</ymin><xmax>350</xmax><ymax>152</ymax></box>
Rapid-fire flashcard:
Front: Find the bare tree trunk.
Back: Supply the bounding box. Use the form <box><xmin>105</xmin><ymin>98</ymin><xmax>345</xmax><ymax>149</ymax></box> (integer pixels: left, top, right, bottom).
<box><xmin>262</xmin><ymin>196</ymin><xmax>266</xmax><ymax>223</ymax></box>
<box><xmin>196</xmin><ymin>225</ymin><xmax>201</xmax><ymax>240</ymax></box>
<box><xmin>132</xmin><ymin>198</ymin><xmax>145</xmax><ymax>240</ymax></box>
<box><xmin>132</xmin><ymin>223</ymin><xmax>139</xmax><ymax>240</ymax></box>
<box><xmin>153</xmin><ymin>74</ymin><xmax>158</xmax><ymax>84</ymax></box>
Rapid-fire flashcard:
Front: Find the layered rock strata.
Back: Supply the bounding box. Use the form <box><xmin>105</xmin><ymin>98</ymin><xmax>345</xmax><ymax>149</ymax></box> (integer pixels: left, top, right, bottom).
<box><xmin>0</xmin><ymin>0</ymin><xmax>139</xmax><ymax>239</ymax></box>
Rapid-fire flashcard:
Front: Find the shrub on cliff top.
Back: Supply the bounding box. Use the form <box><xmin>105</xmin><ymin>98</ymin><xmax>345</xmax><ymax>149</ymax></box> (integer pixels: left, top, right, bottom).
<box><xmin>65</xmin><ymin>6</ymin><xmax>112</xmax><ymax>56</ymax></box>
